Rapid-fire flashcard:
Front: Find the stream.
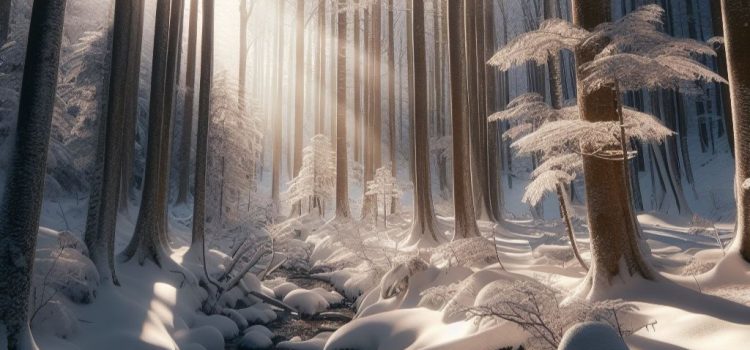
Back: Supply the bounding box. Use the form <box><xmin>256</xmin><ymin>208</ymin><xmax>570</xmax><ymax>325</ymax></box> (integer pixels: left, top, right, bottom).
<box><xmin>225</xmin><ymin>268</ymin><xmax>356</xmax><ymax>349</ymax></box>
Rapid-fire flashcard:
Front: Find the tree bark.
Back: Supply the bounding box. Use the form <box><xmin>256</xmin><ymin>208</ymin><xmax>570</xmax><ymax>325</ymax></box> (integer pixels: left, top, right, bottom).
<box><xmin>271</xmin><ymin>0</ymin><xmax>285</xmax><ymax>208</ymax></box>
<box><xmin>484</xmin><ymin>0</ymin><xmax>503</xmax><ymax>221</ymax></box>
<box><xmin>0</xmin><ymin>0</ymin><xmax>66</xmax><ymax>347</ymax></box>
<box><xmin>407</xmin><ymin>0</ymin><xmax>441</xmax><ymax>246</ymax></box>
<box><xmin>353</xmin><ymin>2</ymin><xmax>362</xmax><ymax>163</ymax></box>
<box><xmin>721</xmin><ymin>0</ymin><xmax>750</xmax><ymax>262</ymax></box>
<box><xmin>189</xmin><ymin>0</ymin><xmax>214</xmax><ymax>254</ymax></box>
<box><xmin>0</xmin><ymin>0</ymin><xmax>11</xmax><ymax>44</ymax></box>
<box><xmin>335</xmin><ymin>0</ymin><xmax>351</xmax><ymax>219</ymax></box>
<box><xmin>362</xmin><ymin>0</ymin><xmax>382</xmax><ymax>220</ymax></box>
<box><xmin>316</xmin><ymin>0</ymin><xmax>326</xmax><ymax>135</ymax></box>
<box><xmin>448</xmin><ymin>0</ymin><xmax>480</xmax><ymax>240</ymax></box>
<box><xmin>85</xmin><ymin>0</ymin><xmax>144</xmax><ymax>286</ymax></box>
<box><xmin>572</xmin><ymin>0</ymin><xmax>653</xmax><ymax>296</ymax></box>
<box><xmin>122</xmin><ymin>0</ymin><xmax>173</xmax><ymax>265</ymax></box>
<box><xmin>711</xmin><ymin>0</ymin><xmax>734</xmax><ymax>156</ymax></box>
<box><xmin>387</xmin><ymin>0</ymin><xmax>397</xmax><ymax>214</ymax></box>
<box><xmin>176</xmin><ymin>0</ymin><xmax>199</xmax><ymax>205</ymax></box>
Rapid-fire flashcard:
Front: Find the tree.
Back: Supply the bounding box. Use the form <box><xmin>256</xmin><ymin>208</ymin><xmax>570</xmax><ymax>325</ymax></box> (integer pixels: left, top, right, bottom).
<box><xmin>121</xmin><ymin>0</ymin><xmax>173</xmax><ymax>265</ymax></box>
<box><xmin>0</xmin><ymin>0</ymin><xmax>67</xmax><ymax>347</ymax></box>
<box><xmin>405</xmin><ymin>0</ymin><xmax>442</xmax><ymax>247</ymax></box>
<box><xmin>0</xmin><ymin>0</ymin><xmax>10</xmax><ymax>44</ymax></box>
<box><xmin>335</xmin><ymin>0</ymin><xmax>351</xmax><ymax>219</ymax></box>
<box><xmin>316</xmin><ymin>0</ymin><xmax>326</xmax><ymax>135</ymax></box>
<box><xmin>366</xmin><ymin>167</ymin><xmax>401</xmax><ymax>227</ymax></box>
<box><xmin>176</xmin><ymin>0</ymin><xmax>200</xmax><ymax>205</ymax></box>
<box><xmin>387</xmin><ymin>0</ymin><xmax>397</xmax><ymax>214</ymax></box>
<box><xmin>353</xmin><ymin>1</ymin><xmax>362</xmax><ymax>164</ymax></box>
<box><xmin>85</xmin><ymin>0</ymin><xmax>145</xmax><ymax>286</ymax></box>
<box><xmin>721</xmin><ymin>0</ymin><xmax>750</xmax><ymax>262</ymax></box>
<box><xmin>710</xmin><ymin>0</ymin><xmax>733</xmax><ymax>155</ymax></box>
<box><xmin>362</xmin><ymin>0</ymin><xmax>382</xmax><ymax>221</ymax></box>
<box><xmin>271</xmin><ymin>0</ymin><xmax>285</xmax><ymax>209</ymax></box>
<box><xmin>285</xmin><ymin>135</ymin><xmax>336</xmax><ymax>216</ymax></box>
<box><xmin>188</xmin><ymin>0</ymin><xmax>214</xmax><ymax>257</ymax></box>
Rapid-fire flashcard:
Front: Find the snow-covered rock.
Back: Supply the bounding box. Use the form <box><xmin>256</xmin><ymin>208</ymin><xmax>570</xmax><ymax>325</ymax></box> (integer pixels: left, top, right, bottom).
<box><xmin>283</xmin><ymin>289</ymin><xmax>330</xmax><ymax>317</ymax></box>
<box><xmin>174</xmin><ymin>326</ymin><xmax>225</xmax><ymax>350</ymax></box>
<box><xmin>558</xmin><ymin>322</ymin><xmax>629</xmax><ymax>350</ymax></box>
<box><xmin>273</xmin><ymin>282</ymin><xmax>300</xmax><ymax>300</ymax></box>
<box><xmin>30</xmin><ymin>299</ymin><xmax>78</xmax><ymax>339</ymax></box>
<box><xmin>193</xmin><ymin>314</ymin><xmax>240</xmax><ymax>340</ymax></box>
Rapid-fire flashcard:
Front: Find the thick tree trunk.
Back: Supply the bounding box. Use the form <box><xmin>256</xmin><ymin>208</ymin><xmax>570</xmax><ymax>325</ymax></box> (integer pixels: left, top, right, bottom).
<box><xmin>572</xmin><ymin>0</ymin><xmax>653</xmax><ymax>297</ymax></box>
<box><xmin>176</xmin><ymin>0</ymin><xmax>199</xmax><ymax>205</ymax></box>
<box><xmin>271</xmin><ymin>0</ymin><xmax>285</xmax><ymax>208</ymax></box>
<box><xmin>294</xmin><ymin>0</ymin><xmax>304</xmax><ymax>179</ymax></box>
<box><xmin>122</xmin><ymin>0</ymin><xmax>173</xmax><ymax>265</ymax></box>
<box><xmin>0</xmin><ymin>1</ymin><xmax>66</xmax><ymax>347</ymax></box>
<box><xmin>85</xmin><ymin>0</ymin><xmax>144</xmax><ymax>286</ymax></box>
<box><xmin>712</xmin><ymin>0</ymin><xmax>734</xmax><ymax>156</ymax></box>
<box><xmin>407</xmin><ymin>0</ymin><xmax>441</xmax><ymax>246</ymax></box>
<box><xmin>335</xmin><ymin>0</ymin><xmax>351</xmax><ymax>219</ymax></box>
<box><xmin>362</xmin><ymin>1</ymin><xmax>382</xmax><ymax>220</ymax></box>
<box><xmin>484</xmin><ymin>0</ymin><xmax>503</xmax><ymax>221</ymax></box>
<box><xmin>448</xmin><ymin>0</ymin><xmax>480</xmax><ymax>240</ymax></box>
<box><xmin>0</xmin><ymin>0</ymin><xmax>11</xmax><ymax>44</ymax></box>
<box><xmin>189</xmin><ymin>0</ymin><xmax>213</xmax><ymax>254</ymax></box>
<box><xmin>119</xmin><ymin>0</ymin><xmax>146</xmax><ymax>214</ymax></box>
<box><xmin>721</xmin><ymin>0</ymin><xmax>750</xmax><ymax>262</ymax></box>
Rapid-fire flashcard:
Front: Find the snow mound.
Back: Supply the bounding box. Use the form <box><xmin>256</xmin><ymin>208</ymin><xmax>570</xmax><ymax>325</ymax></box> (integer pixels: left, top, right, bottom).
<box><xmin>283</xmin><ymin>289</ymin><xmax>330</xmax><ymax>317</ymax></box>
<box><xmin>30</xmin><ymin>299</ymin><xmax>78</xmax><ymax>339</ymax></box>
<box><xmin>558</xmin><ymin>322</ymin><xmax>628</xmax><ymax>350</ymax></box>
<box><xmin>238</xmin><ymin>328</ymin><xmax>273</xmax><ymax>349</ymax></box>
<box><xmin>174</xmin><ymin>326</ymin><xmax>225</xmax><ymax>350</ymax></box>
<box><xmin>193</xmin><ymin>314</ymin><xmax>240</xmax><ymax>339</ymax></box>
<box><xmin>310</xmin><ymin>287</ymin><xmax>344</xmax><ymax>305</ymax></box>
<box><xmin>273</xmin><ymin>282</ymin><xmax>300</xmax><ymax>300</ymax></box>
<box><xmin>34</xmin><ymin>247</ymin><xmax>99</xmax><ymax>304</ymax></box>
<box><xmin>238</xmin><ymin>303</ymin><xmax>277</xmax><ymax>324</ymax></box>
<box><xmin>57</xmin><ymin>230</ymin><xmax>89</xmax><ymax>256</ymax></box>
<box><xmin>276</xmin><ymin>332</ymin><xmax>331</xmax><ymax>350</ymax></box>
<box><xmin>222</xmin><ymin>308</ymin><xmax>249</xmax><ymax>330</ymax></box>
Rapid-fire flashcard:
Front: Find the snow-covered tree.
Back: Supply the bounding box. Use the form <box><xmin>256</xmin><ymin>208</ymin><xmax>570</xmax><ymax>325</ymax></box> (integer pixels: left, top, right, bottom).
<box><xmin>284</xmin><ymin>134</ymin><xmax>336</xmax><ymax>217</ymax></box>
<box><xmin>365</xmin><ymin>166</ymin><xmax>401</xmax><ymax>227</ymax></box>
<box><xmin>489</xmin><ymin>4</ymin><xmax>723</xmax><ymax>296</ymax></box>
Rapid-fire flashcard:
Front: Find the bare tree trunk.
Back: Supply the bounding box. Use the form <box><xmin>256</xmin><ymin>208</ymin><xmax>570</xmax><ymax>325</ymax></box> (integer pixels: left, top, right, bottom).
<box><xmin>712</xmin><ymin>0</ymin><xmax>734</xmax><ymax>156</ymax></box>
<box><xmin>353</xmin><ymin>2</ymin><xmax>362</xmax><ymax>163</ymax></box>
<box><xmin>86</xmin><ymin>0</ymin><xmax>144</xmax><ymax>286</ymax></box>
<box><xmin>290</xmin><ymin>0</ymin><xmax>305</xmax><ymax>216</ymax></box>
<box><xmin>362</xmin><ymin>1</ymin><xmax>382</xmax><ymax>220</ymax></box>
<box><xmin>189</xmin><ymin>0</ymin><xmax>213</xmax><ymax>254</ymax></box>
<box><xmin>122</xmin><ymin>0</ymin><xmax>173</xmax><ymax>266</ymax></box>
<box><xmin>407</xmin><ymin>0</ymin><xmax>441</xmax><ymax>246</ymax></box>
<box><xmin>484</xmin><ymin>0</ymin><xmax>503</xmax><ymax>221</ymax></box>
<box><xmin>448</xmin><ymin>0</ymin><xmax>480</xmax><ymax>240</ymax></box>
<box><xmin>0</xmin><ymin>0</ymin><xmax>66</xmax><ymax>347</ymax></box>
<box><xmin>572</xmin><ymin>0</ymin><xmax>653</xmax><ymax>296</ymax></box>
<box><xmin>176</xmin><ymin>0</ymin><xmax>199</xmax><ymax>205</ymax></box>
<box><xmin>721</xmin><ymin>0</ymin><xmax>750</xmax><ymax>262</ymax></box>
<box><xmin>329</xmin><ymin>7</ymin><xmax>337</xmax><ymax>139</ymax></box>
<box><xmin>120</xmin><ymin>0</ymin><xmax>146</xmax><ymax>214</ymax></box>
<box><xmin>406</xmin><ymin>0</ymin><xmax>416</xmax><ymax>186</ymax></box>
<box><xmin>316</xmin><ymin>0</ymin><xmax>326</xmax><ymax>135</ymax></box>
<box><xmin>335</xmin><ymin>0</ymin><xmax>351</xmax><ymax>219</ymax></box>
<box><xmin>387</xmin><ymin>0</ymin><xmax>397</xmax><ymax>214</ymax></box>
<box><xmin>271</xmin><ymin>0</ymin><xmax>285</xmax><ymax>209</ymax></box>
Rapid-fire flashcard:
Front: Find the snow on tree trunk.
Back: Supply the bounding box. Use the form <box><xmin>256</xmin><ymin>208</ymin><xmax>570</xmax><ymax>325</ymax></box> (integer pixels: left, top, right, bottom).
<box><xmin>335</xmin><ymin>0</ymin><xmax>351</xmax><ymax>219</ymax></box>
<box><xmin>448</xmin><ymin>0</ymin><xmax>480</xmax><ymax>240</ymax></box>
<box><xmin>122</xmin><ymin>0</ymin><xmax>173</xmax><ymax>265</ymax></box>
<box><xmin>0</xmin><ymin>0</ymin><xmax>66</xmax><ymax>347</ymax></box>
<box><xmin>85</xmin><ymin>0</ymin><xmax>145</xmax><ymax>286</ymax></box>
<box><xmin>176</xmin><ymin>0</ymin><xmax>199</xmax><ymax>205</ymax></box>
<box><xmin>721</xmin><ymin>0</ymin><xmax>750</xmax><ymax>262</ymax></box>
<box><xmin>571</xmin><ymin>0</ymin><xmax>654</xmax><ymax>297</ymax></box>
<box><xmin>189</xmin><ymin>0</ymin><xmax>214</xmax><ymax>256</ymax></box>
<box><xmin>119</xmin><ymin>0</ymin><xmax>145</xmax><ymax>214</ymax></box>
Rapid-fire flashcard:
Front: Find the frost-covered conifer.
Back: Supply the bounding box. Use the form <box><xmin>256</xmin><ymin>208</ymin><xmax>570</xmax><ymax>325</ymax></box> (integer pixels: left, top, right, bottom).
<box><xmin>284</xmin><ymin>135</ymin><xmax>336</xmax><ymax>216</ymax></box>
<box><xmin>365</xmin><ymin>167</ymin><xmax>401</xmax><ymax>226</ymax></box>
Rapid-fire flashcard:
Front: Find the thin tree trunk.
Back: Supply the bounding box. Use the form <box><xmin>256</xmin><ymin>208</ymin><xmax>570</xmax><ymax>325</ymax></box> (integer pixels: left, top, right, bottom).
<box><xmin>448</xmin><ymin>0</ymin><xmax>480</xmax><ymax>240</ymax></box>
<box><xmin>353</xmin><ymin>2</ymin><xmax>362</xmax><ymax>163</ymax></box>
<box><xmin>406</xmin><ymin>0</ymin><xmax>416</xmax><ymax>186</ymax></box>
<box><xmin>176</xmin><ymin>0</ymin><xmax>199</xmax><ymax>205</ymax></box>
<box><xmin>335</xmin><ymin>0</ymin><xmax>351</xmax><ymax>219</ymax></box>
<box><xmin>362</xmin><ymin>0</ymin><xmax>382</xmax><ymax>220</ymax></box>
<box><xmin>119</xmin><ymin>0</ymin><xmax>146</xmax><ymax>214</ymax></box>
<box><xmin>387</xmin><ymin>0</ymin><xmax>397</xmax><ymax>214</ymax></box>
<box><xmin>484</xmin><ymin>0</ymin><xmax>503</xmax><ymax>221</ymax></box>
<box><xmin>271</xmin><ymin>0</ymin><xmax>285</xmax><ymax>209</ymax></box>
<box><xmin>711</xmin><ymin>0</ymin><xmax>734</xmax><ymax>156</ymax></box>
<box><xmin>0</xmin><ymin>0</ymin><xmax>66</xmax><ymax>347</ymax></box>
<box><xmin>85</xmin><ymin>0</ymin><xmax>144</xmax><ymax>286</ymax></box>
<box><xmin>572</xmin><ymin>0</ymin><xmax>653</xmax><ymax>295</ymax></box>
<box><xmin>316</xmin><ymin>0</ymin><xmax>326</xmax><ymax>135</ymax></box>
<box><xmin>189</xmin><ymin>0</ymin><xmax>214</xmax><ymax>254</ymax></box>
<box><xmin>720</xmin><ymin>0</ymin><xmax>750</xmax><ymax>262</ymax></box>
<box><xmin>122</xmin><ymin>0</ymin><xmax>173</xmax><ymax>266</ymax></box>
<box><xmin>407</xmin><ymin>0</ymin><xmax>441</xmax><ymax>246</ymax></box>
<box><xmin>291</xmin><ymin>0</ymin><xmax>305</xmax><ymax>216</ymax></box>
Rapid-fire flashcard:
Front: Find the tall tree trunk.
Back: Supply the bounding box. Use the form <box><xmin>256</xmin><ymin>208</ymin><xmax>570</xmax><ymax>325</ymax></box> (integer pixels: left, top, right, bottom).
<box><xmin>353</xmin><ymin>2</ymin><xmax>362</xmax><ymax>164</ymax></box>
<box><xmin>406</xmin><ymin>0</ymin><xmax>416</xmax><ymax>186</ymax></box>
<box><xmin>316</xmin><ymin>0</ymin><xmax>326</xmax><ymax>135</ymax></box>
<box><xmin>0</xmin><ymin>0</ymin><xmax>11</xmax><ymax>44</ymax></box>
<box><xmin>0</xmin><ymin>1</ymin><xmax>66</xmax><ymax>347</ymax></box>
<box><xmin>335</xmin><ymin>0</ymin><xmax>351</xmax><ymax>219</ymax></box>
<box><xmin>572</xmin><ymin>0</ymin><xmax>653</xmax><ymax>296</ymax></box>
<box><xmin>362</xmin><ymin>0</ymin><xmax>382</xmax><ymax>220</ymax></box>
<box><xmin>712</xmin><ymin>0</ymin><xmax>734</xmax><ymax>156</ymax></box>
<box><xmin>122</xmin><ymin>0</ymin><xmax>173</xmax><ymax>265</ymax></box>
<box><xmin>85</xmin><ymin>0</ymin><xmax>144</xmax><ymax>286</ymax></box>
<box><xmin>387</xmin><ymin>0</ymin><xmax>397</xmax><ymax>214</ymax></box>
<box><xmin>119</xmin><ymin>0</ymin><xmax>146</xmax><ymax>214</ymax></box>
<box><xmin>176</xmin><ymin>0</ymin><xmax>199</xmax><ymax>205</ymax></box>
<box><xmin>484</xmin><ymin>0</ymin><xmax>503</xmax><ymax>221</ymax></box>
<box><xmin>189</xmin><ymin>0</ymin><xmax>213</xmax><ymax>255</ymax></box>
<box><xmin>407</xmin><ymin>0</ymin><xmax>441</xmax><ymax>246</ymax></box>
<box><xmin>271</xmin><ymin>0</ymin><xmax>285</xmax><ymax>209</ymax></box>
<box><xmin>448</xmin><ymin>0</ymin><xmax>480</xmax><ymax>240</ymax></box>
<box><xmin>291</xmin><ymin>0</ymin><xmax>305</xmax><ymax>216</ymax></box>
<box><xmin>329</xmin><ymin>5</ymin><xmax>337</xmax><ymax>139</ymax></box>
<box><xmin>721</xmin><ymin>0</ymin><xmax>750</xmax><ymax>262</ymax></box>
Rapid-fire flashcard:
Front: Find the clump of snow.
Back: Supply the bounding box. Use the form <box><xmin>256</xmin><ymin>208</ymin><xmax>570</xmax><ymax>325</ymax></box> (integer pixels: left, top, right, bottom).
<box><xmin>174</xmin><ymin>326</ymin><xmax>225</xmax><ymax>350</ymax></box>
<box><xmin>33</xmin><ymin>247</ymin><xmax>99</xmax><ymax>304</ymax></box>
<box><xmin>238</xmin><ymin>303</ymin><xmax>277</xmax><ymax>324</ymax></box>
<box><xmin>238</xmin><ymin>327</ymin><xmax>273</xmax><ymax>350</ymax></box>
<box><xmin>222</xmin><ymin>308</ymin><xmax>249</xmax><ymax>330</ymax></box>
<box><xmin>30</xmin><ymin>299</ymin><xmax>78</xmax><ymax>339</ymax></box>
<box><xmin>558</xmin><ymin>322</ymin><xmax>628</xmax><ymax>350</ymax></box>
<box><xmin>310</xmin><ymin>287</ymin><xmax>344</xmax><ymax>306</ymax></box>
<box><xmin>56</xmin><ymin>230</ymin><xmax>89</xmax><ymax>256</ymax></box>
<box><xmin>192</xmin><ymin>314</ymin><xmax>240</xmax><ymax>340</ymax></box>
<box><xmin>283</xmin><ymin>289</ymin><xmax>330</xmax><ymax>317</ymax></box>
<box><xmin>273</xmin><ymin>282</ymin><xmax>300</xmax><ymax>300</ymax></box>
